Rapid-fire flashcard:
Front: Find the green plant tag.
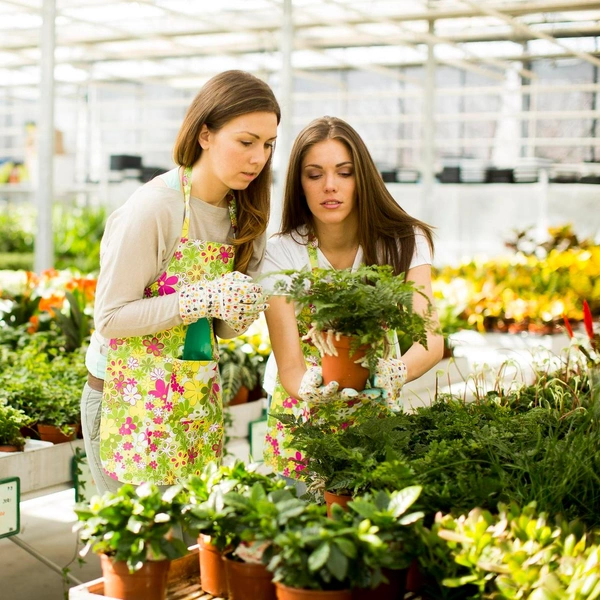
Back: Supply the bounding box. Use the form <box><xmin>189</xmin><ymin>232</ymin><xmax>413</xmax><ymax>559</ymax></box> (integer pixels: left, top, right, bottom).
<box><xmin>0</xmin><ymin>477</ymin><xmax>20</xmax><ymax>539</ymax></box>
<box><xmin>182</xmin><ymin>318</ymin><xmax>213</xmax><ymax>361</ymax></box>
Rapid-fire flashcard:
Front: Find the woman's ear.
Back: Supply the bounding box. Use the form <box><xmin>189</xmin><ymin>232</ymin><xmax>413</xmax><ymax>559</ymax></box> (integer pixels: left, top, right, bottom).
<box><xmin>198</xmin><ymin>124</ymin><xmax>210</xmax><ymax>150</ymax></box>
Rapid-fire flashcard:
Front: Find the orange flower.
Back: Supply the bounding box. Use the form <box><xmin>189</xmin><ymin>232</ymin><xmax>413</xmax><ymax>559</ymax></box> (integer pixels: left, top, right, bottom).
<box><xmin>27</xmin><ymin>315</ymin><xmax>39</xmax><ymax>334</ymax></box>
<box><xmin>38</xmin><ymin>293</ymin><xmax>65</xmax><ymax>316</ymax></box>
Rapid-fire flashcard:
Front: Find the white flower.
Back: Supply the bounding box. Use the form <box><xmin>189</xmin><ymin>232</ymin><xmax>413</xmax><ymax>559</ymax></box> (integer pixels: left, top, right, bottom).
<box><xmin>150</xmin><ymin>368</ymin><xmax>166</xmax><ymax>381</ymax></box>
<box><xmin>195</xmin><ymin>363</ymin><xmax>218</xmax><ymax>383</ymax></box>
<box><xmin>208</xmin><ymin>422</ymin><xmax>220</xmax><ymax>433</ymax></box>
<box><xmin>123</xmin><ymin>384</ymin><xmax>142</xmax><ymax>405</ymax></box>
<box><xmin>127</xmin><ymin>357</ymin><xmax>139</xmax><ymax>369</ymax></box>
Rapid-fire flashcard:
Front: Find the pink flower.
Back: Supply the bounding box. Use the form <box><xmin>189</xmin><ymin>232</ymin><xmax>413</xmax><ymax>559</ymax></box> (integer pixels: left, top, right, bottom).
<box><xmin>282</xmin><ymin>397</ymin><xmax>298</xmax><ymax>408</ymax></box>
<box><xmin>188</xmin><ymin>449</ymin><xmax>198</xmax><ymax>463</ymax></box>
<box><xmin>145</xmin><ymin>401</ymin><xmax>154</xmax><ymax>410</ymax></box>
<box><xmin>150</xmin><ymin>443</ymin><xmax>158</xmax><ymax>452</ymax></box>
<box><xmin>143</xmin><ymin>337</ymin><xmax>164</xmax><ymax>356</ymax></box>
<box><xmin>283</xmin><ymin>468</ymin><xmax>290</xmax><ymax>477</ymax></box>
<box><xmin>156</xmin><ymin>272</ymin><xmax>179</xmax><ymax>296</ymax></box>
<box><xmin>114</xmin><ymin>452</ymin><xmax>123</xmax><ymax>462</ymax></box>
<box><xmin>148</xmin><ymin>379</ymin><xmax>169</xmax><ymax>402</ymax></box>
<box><xmin>219</xmin><ymin>246</ymin><xmax>234</xmax><ymax>264</ymax></box>
<box><xmin>174</xmin><ymin>251</ymin><xmax>182</xmax><ymax>260</ymax></box>
<box><xmin>118</xmin><ymin>417</ymin><xmax>136</xmax><ymax>436</ymax></box>
<box><xmin>123</xmin><ymin>442</ymin><xmax>133</xmax><ymax>451</ymax></box>
<box><xmin>149</xmin><ymin>461</ymin><xmax>158</xmax><ymax>470</ymax></box>
<box><xmin>109</xmin><ymin>338</ymin><xmax>124</xmax><ymax>351</ymax></box>
<box><xmin>276</xmin><ymin>422</ymin><xmax>284</xmax><ymax>431</ymax></box>
<box><xmin>133</xmin><ymin>454</ymin><xmax>142</xmax><ymax>463</ymax></box>
<box><xmin>153</xmin><ymin>416</ymin><xmax>163</xmax><ymax>425</ymax></box>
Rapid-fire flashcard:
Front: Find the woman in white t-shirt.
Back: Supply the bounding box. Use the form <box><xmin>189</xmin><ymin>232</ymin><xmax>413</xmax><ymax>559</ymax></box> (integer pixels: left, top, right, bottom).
<box><xmin>260</xmin><ymin>116</ymin><xmax>444</xmax><ymax>480</ymax></box>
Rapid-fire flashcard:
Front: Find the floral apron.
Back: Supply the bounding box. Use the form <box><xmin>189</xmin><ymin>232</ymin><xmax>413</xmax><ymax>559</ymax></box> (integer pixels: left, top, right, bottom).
<box><xmin>264</xmin><ymin>242</ymin><xmax>390</xmax><ymax>479</ymax></box>
<box><xmin>100</xmin><ymin>167</ymin><xmax>236</xmax><ymax>485</ymax></box>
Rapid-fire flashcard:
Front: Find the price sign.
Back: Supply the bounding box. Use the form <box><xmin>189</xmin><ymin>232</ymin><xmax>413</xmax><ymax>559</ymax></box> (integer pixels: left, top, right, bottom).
<box><xmin>0</xmin><ymin>477</ymin><xmax>20</xmax><ymax>539</ymax></box>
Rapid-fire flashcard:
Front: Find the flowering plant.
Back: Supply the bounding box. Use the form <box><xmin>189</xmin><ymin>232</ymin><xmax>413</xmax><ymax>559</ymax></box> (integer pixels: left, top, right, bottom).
<box><xmin>563</xmin><ymin>300</ymin><xmax>600</xmax><ymax>367</ymax></box>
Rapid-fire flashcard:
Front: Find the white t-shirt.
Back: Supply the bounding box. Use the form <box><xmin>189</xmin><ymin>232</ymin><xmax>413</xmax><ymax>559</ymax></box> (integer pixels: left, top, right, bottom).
<box><xmin>260</xmin><ymin>227</ymin><xmax>432</xmax><ymax>395</ymax></box>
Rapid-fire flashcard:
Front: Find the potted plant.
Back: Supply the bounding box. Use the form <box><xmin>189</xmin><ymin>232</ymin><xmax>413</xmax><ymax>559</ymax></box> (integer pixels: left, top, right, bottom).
<box><xmin>183</xmin><ymin>459</ymin><xmax>285</xmax><ymax>597</ymax></box>
<box><xmin>73</xmin><ymin>482</ymin><xmax>189</xmax><ymax>600</ymax></box>
<box><xmin>0</xmin><ymin>398</ymin><xmax>32</xmax><ymax>451</ymax></box>
<box><xmin>348</xmin><ymin>487</ymin><xmax>424</xmax><ymax>599</ymax></box>
<box><xmin>272</xmin><ymin>264</ymin><xmax>430</xmax><ymax>390</ymax></box>
<box><xmin>220</xmin><ymin>480</ymin><xmax>303</xmax><ymax>600</ymax></box>
<box><xmin>274</xmin><ymin>411</ymin><xmax>415</xmax><ymax>513</ymax></box>
<box><xmin>218</xmin><ymin>337</ymin><xmax>263</xmax><ymax>405</ymax></box>
<box><xmin>265</xmin><ymin>502</ymin><xmax>382</xmax><ymax>600</ymax></box>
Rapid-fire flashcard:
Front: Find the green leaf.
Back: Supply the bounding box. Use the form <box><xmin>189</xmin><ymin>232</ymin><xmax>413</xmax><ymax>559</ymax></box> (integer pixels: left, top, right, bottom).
<box><xmin>308</xmin><ymin>542</ymin><xmax>331</xmax><ymax>572</ymax></box>
<box><xmin>327</xmin><ymin>543</ymin><xmax>349</xmax><ymax>582</ymax></box>
<box><xmin>389</xmin><ymin>486</ymin><xmax>421</xmax><ymax>518</ymax></box>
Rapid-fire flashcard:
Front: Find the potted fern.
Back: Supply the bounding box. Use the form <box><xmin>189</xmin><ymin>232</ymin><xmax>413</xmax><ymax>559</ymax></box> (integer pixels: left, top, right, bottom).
<box><xmin>272</xmin><ymin>264</ymin><xmax>430</xmax><ymax>390</ymax></box>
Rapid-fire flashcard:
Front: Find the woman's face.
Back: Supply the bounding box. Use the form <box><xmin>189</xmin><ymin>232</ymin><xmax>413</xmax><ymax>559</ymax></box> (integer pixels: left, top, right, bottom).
<box><xmin>300</xmin><ymin>138</ymin><xmax>357</xmax><ymax>227</ymax></box>
<box><xmin>199</xmin><ymin>111</ymin><xmax>278</xmax><ymax>194</ymax></box>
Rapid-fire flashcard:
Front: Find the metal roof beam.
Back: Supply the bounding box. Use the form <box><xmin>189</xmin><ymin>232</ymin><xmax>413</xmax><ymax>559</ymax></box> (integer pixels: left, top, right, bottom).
<box><xmin>461</xmin><ymin>0</ymin><xmax>600</xmax><ymax>68</ymax></box>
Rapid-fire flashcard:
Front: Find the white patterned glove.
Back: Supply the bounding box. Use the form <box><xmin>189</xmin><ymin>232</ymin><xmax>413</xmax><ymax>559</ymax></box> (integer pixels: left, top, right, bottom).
<box><xmin>179</xmin><ymin>271</ymin><xmax>268</xmax><ymax>326</ymax></box>
<box><xmin>297</xmin><ymin>367</ymin><xmax>339</xmax><ymax>404</ymax></box>
<box><xmin>372</xmin><ymin>357</ymin><xmax>408</xmax><ymax>412</ymax></box>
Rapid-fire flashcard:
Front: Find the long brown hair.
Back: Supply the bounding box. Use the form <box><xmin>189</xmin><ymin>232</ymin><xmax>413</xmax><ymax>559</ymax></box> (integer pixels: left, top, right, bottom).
<box><xmin>173</xmin><ymin>70</ymin><xmax>281</xmax><ymax>273</ymax></box>
<box><xmin>280</xmin><ymin>116</ymin><xmax>434</xmax><ymax>276</ymax></box>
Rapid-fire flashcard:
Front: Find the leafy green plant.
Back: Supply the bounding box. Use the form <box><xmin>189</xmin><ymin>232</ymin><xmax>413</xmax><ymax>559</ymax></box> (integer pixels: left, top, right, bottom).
<box><xmin>218</xmin><ymin>338</ymin><xmax>263</xmax><ymax>404</ymax></box>
<box><xmin>53</xmin><ymin>290</ymin><xmax>92</xmax><ymax>351</ymax></box>
<box><xmin>274</xmin><ymin>410</ymin><xmax>415</xmax><ymax>497</ymax></box>
<box><xmin>183</xmin><ymin>460</ymin><xmax>286</xmax><ymax>551</ymax></box>
<box><xmin>271</xmin><ymin>264</ymin><xmax>430</xmax><ymax>366</ymax></box>
<box><xmin>434</xmin><ymin>501</ymin><xmax>600</xmax><ymax>599</ymax></box>
<box><xmin>347</xmin><ymin>486</ymin><xmax>424</xmax><ymax>572</ymax></box>
<box><xmin>0</xmin><ymin>399</ymin><xmax>32</xmax><ymax>449</ymax></box>
<box><xmin>266</xmin><ymin>502</ymin><xmax>382</xmax><ymax>591</ymax></box>
<box><xmin>74</xmin><ymin>482</ymin><xmax>189</xmax><ymax>573</ymax></box>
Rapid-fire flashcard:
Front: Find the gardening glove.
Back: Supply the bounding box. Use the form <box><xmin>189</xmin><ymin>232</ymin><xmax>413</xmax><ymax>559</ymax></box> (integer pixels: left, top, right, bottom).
<box><xmin>372</xmin><ymin>357</ymin><xmax>408</xmax><ymax>412</ymax></box>
<box><xmin>297</xmin><ymin>366</ymin><xmax>339</xmax><ymax>404</ymax></box>
<box><xmin>179</xmin><ymin>271</ymin><xmax>268</xmax><ymax>329</ymax></box>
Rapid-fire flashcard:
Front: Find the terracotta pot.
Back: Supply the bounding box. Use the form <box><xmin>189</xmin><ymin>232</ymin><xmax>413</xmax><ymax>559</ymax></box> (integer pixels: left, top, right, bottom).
<box><xmin>100</xmin><ymin>554</ymin><xmax>170</xmax><ymax>600</ymax></box>
<box><xmin>275</xmin><ymin>582</ymin><xmax>352</xmax><ymax>600</ymax></box>
<box><xmin>0</xmin><ymin>444</ymin><xmax>21</xmax><ymax>452</ymax></box>
<box><xmin>323</xmin><ymin>490</ymin><xmax>352</xmax><ymax>518</ymax></box>
<box><xmin>198</xmin><ymin>534</ymin><xmax>228</xmax><ymax>597</ymax></box>
<box><xmin>224</xmin><ymin>555</ymin><xmax>276</xmax><ymax>600</ymax></box>
<box><xmin>321</xmin><ymin>335</ymin><xmax>370</xmax><ymax>391</ymax></box>
<box><xmin>37</xmin><ymin>423</ymin><xmax>78</xmax><ymax>444</ymax></box>
<box><xmin>352</xmin><ymin>567</ymin><xmax>407</xmax><ymax>600</ymax></box>
<box><xmin>229</xmin><ymin>385</ymin><xmax>250</xmax><ymax>406</ymax></box>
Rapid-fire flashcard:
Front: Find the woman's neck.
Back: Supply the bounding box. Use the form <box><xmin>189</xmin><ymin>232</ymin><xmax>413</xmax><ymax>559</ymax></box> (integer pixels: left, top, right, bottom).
<box><xmin>188</xmin><ymin>160</ymin><xmax>229</xmax><ymax>206</ymax></box>
<box><xmin>313</xmin><ymin>222</ymin><xmax>360</xmax><ymax>270</ymax></box>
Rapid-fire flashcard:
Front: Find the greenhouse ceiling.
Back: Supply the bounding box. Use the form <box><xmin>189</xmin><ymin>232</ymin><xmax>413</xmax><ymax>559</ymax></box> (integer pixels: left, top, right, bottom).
<box><xmin>1</xmin><ymin>0</ymin><xmax>600</xmax><ymax>92</ymax></box>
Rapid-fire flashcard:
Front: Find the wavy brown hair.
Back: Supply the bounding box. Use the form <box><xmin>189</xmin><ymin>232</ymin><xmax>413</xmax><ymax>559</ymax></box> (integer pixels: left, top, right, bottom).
<box><xmin>279</xmin><ymin>116</ymin><xmax>434</xmax><ymax>277</ymax></box>
<box><xmin>173</xmin><ymin>70</ymin><xmax>281</xmax><ymax>273</ymax></box>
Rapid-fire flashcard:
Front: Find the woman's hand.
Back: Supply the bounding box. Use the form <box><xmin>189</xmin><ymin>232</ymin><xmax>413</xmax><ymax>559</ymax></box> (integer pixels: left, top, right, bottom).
<box><xmin>179</xmin><ymin>271</ymin><xmax>268</xmax><ymax>329</ymax></box>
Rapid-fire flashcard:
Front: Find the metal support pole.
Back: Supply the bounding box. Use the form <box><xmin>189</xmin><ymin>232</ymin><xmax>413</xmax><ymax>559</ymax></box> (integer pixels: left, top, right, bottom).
<box><xmin>9</xmin><ymin>536</ymin><xmax>83</xmax><ymax>585</ymax></box>
<box><xmin>270</xmin><ymin>0</ymin><xmax>293</xmax><ymax>235</ymax></box>
<box><xmin>35</xmin><ymin>0</ymin><xmax>56</xmax><ymax>273</ymax></box>
<box><xmin>420</xmin><ymin>18</ymin><xmax>436</xmax><ymax>224</ymax></box>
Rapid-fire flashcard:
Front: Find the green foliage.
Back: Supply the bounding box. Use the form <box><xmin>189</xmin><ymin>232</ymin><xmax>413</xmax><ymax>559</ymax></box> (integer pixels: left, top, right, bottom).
<box><xmin>183</xmin><ymin>459</ymin><xmax>291</xmax><ymax>552</ymax></box>
<box><xmin>266</xmin><ymin>503</ymin><xmax>381</xmax><ymax>591</ymax></box>
<box><xmin>53</xmin><ymin>205</ymin><xmax>106</xmax><ymax>273</ymax></box>
<box><xmin>434</xmin><ymin>501</ymin><xmax>600</xmax><ymax>599</ymax></box>
<box><xmin>0</xmin><ymin>398</ymin><xmax>33</xmax><ymax>448</ymax></box>
<box><xmin>274</xmin><ymin>410</ymin><xmax>416</xmax><ymax>497</ymax></box>
<box><xmin>0</xmin><ymin>339</ymin><xmax>86</xmax><ymax>430</ymax></box>
<box><xmin>218</xmin><ymin>338</ymin><xmax>264</xmax><ymax>404</ymax></box>
<box><xmin>272</xmin><ymin>264</ymin><xmax>430</xmax><ymax>364</ymax></box>
<box><xmin>53</xmin><ymin>290</ymin><xmax>92</xmax><ymax>352</ymax></box>
<box><xmin>74</xmin><ymin>483</ymin><xmax>189</xmax><ymax>573</ymax></box>
<box><xmin>0</xmin><ymin>204</ymin><xmax>106</xmax><ymax>272</ymax></box>
<box><xmin>347</xmin><ymin>487</ymin><xmax>424</xmax><ymax>572</ymax></box>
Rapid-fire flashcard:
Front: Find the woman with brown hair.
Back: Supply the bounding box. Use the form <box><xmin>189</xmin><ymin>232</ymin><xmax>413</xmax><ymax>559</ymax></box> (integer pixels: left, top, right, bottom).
<box><xmin>261</xmin><ymin>116</ymin><xmax>443</xmax><ymax>480</ymax></box>
<box><xmin>82</xmin><ymin>70</ymin><xmax>280</xmax><ymax>492</ymax></box>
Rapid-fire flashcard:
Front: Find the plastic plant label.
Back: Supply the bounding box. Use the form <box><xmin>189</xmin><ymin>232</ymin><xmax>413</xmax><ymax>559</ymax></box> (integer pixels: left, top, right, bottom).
<box><xmin>0</xmin><ymin>477</ymin><xmax>20</xmax><ymax>539</ymax></box>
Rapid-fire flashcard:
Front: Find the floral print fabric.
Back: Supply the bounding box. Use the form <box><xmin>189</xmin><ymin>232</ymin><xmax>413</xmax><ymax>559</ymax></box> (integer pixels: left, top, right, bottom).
<box><xmin>100</xmin><ymin>167</ymin><xmax>236</xmax><ymax>485</ymax></box>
